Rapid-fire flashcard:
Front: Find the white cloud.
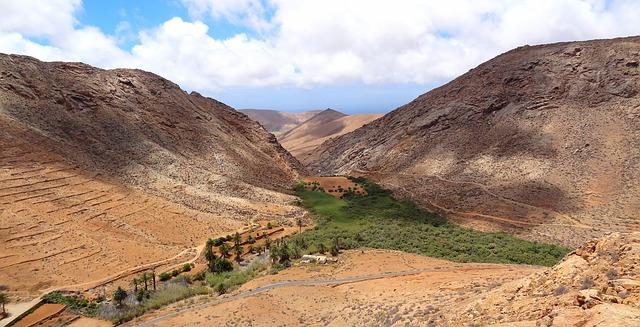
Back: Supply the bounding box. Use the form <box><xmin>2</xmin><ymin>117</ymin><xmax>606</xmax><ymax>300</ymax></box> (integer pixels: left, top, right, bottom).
<box><xmin>1</xmin><ymin>0</ymin><xmax>640</xmax><ymax>93</ymax></box>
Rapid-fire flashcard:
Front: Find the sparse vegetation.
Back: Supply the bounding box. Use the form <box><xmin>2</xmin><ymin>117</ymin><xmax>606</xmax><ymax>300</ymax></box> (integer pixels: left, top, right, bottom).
<box><xmin>206</xmin><ymin>261</ymin><xmax>268</xmax><ymax>295</ymax></box>
<box><xmin>42</xmin><ymin>291</ymin><xmax>99</xmax><ymax>316</ymax></box>
<box><xmin>292</xmin><ymin>177</ymin><xmax>570</xmax><ymax>266</ymax></box>
<box><xmin>580</xmin><ymin>276</ymin><xmax>595</xmax><ymax>290</ymax></box>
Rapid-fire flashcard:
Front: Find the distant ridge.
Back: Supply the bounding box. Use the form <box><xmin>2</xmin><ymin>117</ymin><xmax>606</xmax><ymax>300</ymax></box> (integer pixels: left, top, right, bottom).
<box><xmin>280</xmin><ymin>108</ymin><xmax>382</xmax><ymax>164</ymax></box>
<box><xmin>240</xmin><ymin>108</ymin><xmax>322</xmax><ymax>136</ymax></box>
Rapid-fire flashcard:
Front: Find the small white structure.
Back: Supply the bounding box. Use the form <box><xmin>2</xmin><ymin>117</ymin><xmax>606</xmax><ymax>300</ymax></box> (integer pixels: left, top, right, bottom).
<box><xmin>300</xmin><ymin>254</ymin><xmax>327</xmax><ymax>264</ymax></box>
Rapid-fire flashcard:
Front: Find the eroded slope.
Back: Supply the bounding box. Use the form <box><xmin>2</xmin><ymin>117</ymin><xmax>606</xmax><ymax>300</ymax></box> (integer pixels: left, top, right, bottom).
<box><xmin>309</xmin><ymin>37</ymin><xmax>640</xmax><ymax>246</ymax></box>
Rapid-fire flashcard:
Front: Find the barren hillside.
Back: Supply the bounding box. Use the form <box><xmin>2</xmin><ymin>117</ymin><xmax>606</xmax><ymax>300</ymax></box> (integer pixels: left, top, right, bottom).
<box><xmin>0</xmin><ymin>54</ymin><xmax>304</xmax><ymax>297</ymax></box>
<box><xmin>280</xmin><ymin>109</ymin><xmax>382</xmax><ymax>165</ymax></box>
<box><xmin>239</xmin><ymin>109</ymin><xmax>321</xmax><ymax>136</ymax></box>
<box><xmin>308</xmin><ymin>36</ymin><xmax>640</xmax><ymax>247</ymax></box>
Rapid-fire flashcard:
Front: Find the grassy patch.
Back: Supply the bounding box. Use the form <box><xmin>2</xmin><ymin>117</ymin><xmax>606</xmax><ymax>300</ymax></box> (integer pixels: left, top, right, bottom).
<box><xmin>206</xmin><ymin>261</ymin><xmax>268</xmax><ymax>294</ymax></box>
<box><xmin>292</xmin><ymin>177</ymin><xmax>570</xmax><ymax>266</ymax></box>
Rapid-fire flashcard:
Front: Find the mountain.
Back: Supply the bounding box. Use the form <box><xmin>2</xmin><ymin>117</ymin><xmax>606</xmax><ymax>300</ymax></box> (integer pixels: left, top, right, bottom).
<box><xmin>0</xmin><ymin>54</ymin><xmax>303</xmax><ymax>296</ymax></box>
<box><xmin>308</xmin><ymin>36</ymin><xmax>640</xmax><ymax>247</ymax></box>
<box><xmin>239</xmin><ymin>109</ymin><xmax>322</xmax><ymax>136</ymax></box>
<box><xmin>279</xmin><ymin>109</ymin><xmax>383</xmax><ymax>165</ymax></box>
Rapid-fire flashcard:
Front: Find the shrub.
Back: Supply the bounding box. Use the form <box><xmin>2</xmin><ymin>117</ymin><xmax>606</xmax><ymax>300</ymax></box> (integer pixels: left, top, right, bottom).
<box><xmin>182</xmin><ymin>263</ymin><xmax>192</xmax><ymax>272</ymax></box>
<box><xmin>158</xmin><ymin>272</ymin><xmax>171</xmax><ymax>281</ymax></box>
<box><xmin>193</xmin><ymin>271</ymin><xmax>206</xmax><ymax>281</ymax></box>
<box><xmin>171</xmin><ymin>269</ymin><xmax>180</xmax><ymax>277</ymax></box>
<box><xmin>606</xmin><ymin>268</ymin><xmax>619</xmax><ymax>280</ymax></box>
<box><xmin>553</xmin><ymin>285</ymin><xmax>568</xmax><ymax>296</ymax></box>
<box><xmin>580</xmin><ymin>276</ymin><xmax>595</xmax><ymax>290</ymax></box>
<box><xmin>113</xmin><ymin>287</ymin><xmax>127</xmax><ymax>306</ymax></box>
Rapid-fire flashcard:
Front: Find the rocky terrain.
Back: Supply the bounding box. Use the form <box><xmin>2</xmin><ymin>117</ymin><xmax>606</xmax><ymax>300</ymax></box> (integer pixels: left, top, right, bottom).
<box><xmin>0</xmin><ymin>54</ymin><xmax>304</xmax><ymax>298</ymax></box>
<box><xmin>445</xmin><ymin>232</ymin><xmax>640</xmax><ymax>326</ymax></box>
<box><xmin>280</xmin><ymin>109</ymin><xmax>382</xmax><ymax>165</ymax></box>
<box><xmin>131</xmin><ymin>232</ymin><xmax>640</xmax><ymax>326</ymax></box>
<box><xmin>239</xmin><ymin>109</ymin><xmax>321</xmax><ymax>137</ymax></box>
<box><xmin>308</xmin><ymin>36</ymin><xmax>640</xmax><ymax>247</ymax></box>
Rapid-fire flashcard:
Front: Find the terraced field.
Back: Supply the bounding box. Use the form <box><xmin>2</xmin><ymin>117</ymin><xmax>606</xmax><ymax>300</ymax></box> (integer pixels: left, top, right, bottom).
<box><xmin>0</xmin><ymin>132</ymin><xmax>297</xmax><ymax>300</ymax></box>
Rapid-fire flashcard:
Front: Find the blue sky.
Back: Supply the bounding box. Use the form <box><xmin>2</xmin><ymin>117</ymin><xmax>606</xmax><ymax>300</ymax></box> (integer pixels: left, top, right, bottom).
<box><xmin>1</xmin><ymin>1</ymin><xmax>639</xmax><ymax>114</ymax></box>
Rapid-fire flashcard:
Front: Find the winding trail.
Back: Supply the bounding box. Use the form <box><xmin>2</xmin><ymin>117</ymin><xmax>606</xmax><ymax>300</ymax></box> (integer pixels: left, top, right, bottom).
<box><xmin>132</xmin><ymin>264</ymin><xmax>513</xmax><ymax>327</ymax></box>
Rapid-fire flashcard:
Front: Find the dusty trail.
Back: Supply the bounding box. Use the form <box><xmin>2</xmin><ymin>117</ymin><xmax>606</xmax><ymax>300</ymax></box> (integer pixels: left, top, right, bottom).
<box><xmin>131</xmin><ymin>264</ymin><xmax>517</xmax><ymax>327</ymax></box>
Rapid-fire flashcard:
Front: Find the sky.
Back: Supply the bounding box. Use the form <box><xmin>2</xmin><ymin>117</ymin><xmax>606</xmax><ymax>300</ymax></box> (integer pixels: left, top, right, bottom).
<box><xmin>1</xmin><ymin>1</ymin><xmax>639</xmax><ymax>114</ymax></box>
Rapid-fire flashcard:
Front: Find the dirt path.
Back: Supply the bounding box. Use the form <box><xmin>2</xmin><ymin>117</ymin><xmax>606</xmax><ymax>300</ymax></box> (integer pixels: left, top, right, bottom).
<box><xmin>132</xmin><ymin>264</ymin><xmax>516</xmax><ymax>327</ymax></box>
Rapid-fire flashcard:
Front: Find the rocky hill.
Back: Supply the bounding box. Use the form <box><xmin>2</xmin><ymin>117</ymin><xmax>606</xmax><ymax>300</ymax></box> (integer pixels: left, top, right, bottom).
<box><xmin>239</xmin><ymin>109</ymin><xmax>321</xmax><ymax>137</ymax></box>
<box><xmin>308</xmin><ymin>36</ymin><xmax>640</xmax><ymax>247</ymax></box>
<box><xmin>444</xmin><ymin>232</ymin><xmax>640</xmax><ymax>326</ymax></box>
<box><xmin>280</xmin><ymin>109</ymin><xmax>382</xmax><ymax>165</ymax></box>
<box><xmin>0</xmin><ymin>54</ymin><xmax>304</xmax><ymax>297</ymax></box>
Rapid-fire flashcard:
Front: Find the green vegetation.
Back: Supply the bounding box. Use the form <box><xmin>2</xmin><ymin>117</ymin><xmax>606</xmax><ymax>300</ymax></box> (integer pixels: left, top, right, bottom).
<box><xmin>107</xmin><ymin>284</ymin><xmax>209</xmax><ymax>325</ymax></box>
<box><xmin>292</xmin><ymin>177</ymin><xmax>570</xmax><ymax>266</ymax></box>
<box><xmin>0</xmin><ymin>291</ymin><xmax>8</xmax><ymax>317</ymax></box>
<box><xmin>206</xmin><ymin>261</ymin><xmax>268</xmax><ymax>294</ymax></box>
<box><xmin>42</xmin><ymin>291</ymin><xmax>99</xmax><ymax>316</ymax></box>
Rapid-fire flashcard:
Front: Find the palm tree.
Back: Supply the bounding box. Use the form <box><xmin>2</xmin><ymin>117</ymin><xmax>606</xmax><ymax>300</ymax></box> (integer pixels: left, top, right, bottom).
<box><xmin>219</xmin><ymin>243</ymin><xmax>230</xmax><ymax>258</ymax></box>
<box><xmin>113</xmin><ymin>287</ymin><xmax>127</xmax><ymax>307</ymax></box>
<box><xmin>233</xmin><ymin>232</ymin><xmax>242</xmax><ymax>246</ymax></box>
<box><xmin>205</xmin><ymin>239</ymin><xmax>216</xmax><ymax>263</ymax></box>
<box><xmin>131</xmin><ymin>278</ymin><xmax>139</xmax><ymax>293</ymax></box>
<box><xmin>234</xmin><ymin>243</ymin><xmax>243</xmax><ymax>262</ymax></box>
<box><xmin>0</xmin><ymin>291</ymin><xmax>8</xmax><ymax>317</ymax></box>
<box><xmin>151</xmin><ymin>270</ymin><xmax>156</xmax><ymax>291</ymax></box>
<box><xmin>265</xmin><ymin>235</ymin><xmax>272</xmax><ymax>249</ymax></box>
<box><xmin>296</xmin><ymin>217</ymin><xmax>303</xmax><ymax>234</ymax></box>
<box><xmin>141</xmin><ymin>272</ymin><xmax>148</xmax><ymax>291</ymax></box>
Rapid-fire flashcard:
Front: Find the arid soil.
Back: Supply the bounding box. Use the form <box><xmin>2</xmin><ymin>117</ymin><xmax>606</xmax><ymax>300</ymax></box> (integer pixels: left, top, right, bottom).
<box><xmin>130</xmin><ymin>249</ymin><xmax>542</xmax><ymax>326</ymax></box>
<box><xmin>280</xmin><ymin>109</ymin><xmax>382</xmax><ymax>165</ymax></box>
<box><xmin>239</xmin><ymin>109</ymin><xmax>322</xmax><ymax>137</ymax></box>
<box><xmin>130</xmin><ymin>232</ymin><xmax>640</xmax><ymax>326</ymax></box>
<box><xmin>0</xmin><ymin>54</ymin><xmax>305</xmax><ymax>300</ymax></box>
<box><xmin>308</xmin><ymin>37</ymin><xmax>640</xmax><ymax>247</ymax></box>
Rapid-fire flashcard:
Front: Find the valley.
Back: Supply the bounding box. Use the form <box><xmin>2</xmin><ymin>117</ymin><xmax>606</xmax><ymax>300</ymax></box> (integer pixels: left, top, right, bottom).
<box><xmin>1</xmin><ymin>36</ymin><xmax>640</xmax><ymax>327</ymax></box>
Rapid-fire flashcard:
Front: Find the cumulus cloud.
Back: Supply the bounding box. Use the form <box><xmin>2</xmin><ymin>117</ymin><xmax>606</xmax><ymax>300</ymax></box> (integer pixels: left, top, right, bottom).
<box><xmin>1</xmin><ymin>0</ymin><xmax>639</xmax><ymax>93</ymax></box>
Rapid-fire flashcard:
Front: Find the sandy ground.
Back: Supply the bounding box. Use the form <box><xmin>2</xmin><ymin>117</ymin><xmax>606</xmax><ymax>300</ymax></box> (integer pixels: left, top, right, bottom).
<box><xmin>131</xmin><ymin>249</ymin><xmax>542</xmax><ymax>326</ymax></box>
<box><xmin>11</xmin><ymin>303</ymin><xmax>65</xmax><ymax>327</ymax></box>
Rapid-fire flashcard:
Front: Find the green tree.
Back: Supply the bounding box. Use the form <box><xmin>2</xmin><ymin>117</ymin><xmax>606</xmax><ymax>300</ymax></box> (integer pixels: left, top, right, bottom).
<box><xmin>113</xmin><ymin>287</ymin><xmax>127</xmax><ymax>306</ymax></box>
<box><xmin>205</xmin><ymin>238</ymin><xmax>216</xmax><ymax>263</ymax></box>
<box><xmin>141</xmin><ymin>272</ymin><xmax>148</xmax><ymax>291</ymax></box>
<box><xmin>131</xmin><ymin>278</ymin><xmax>139</xmax><ymax>293</ymax></box>
<box><xmin>269</xmin><ymin>246</ymin><xmax>280</xmax><ymax>263</ymax></box>
<box><xmin>267</xmin><ymin>222</ymin><xmax>273</xmax><ymax>229</ymax></box>
<box><xmin>0</xmin><ymin>291</ymin><xmax>7</xmax><ymax>317</ymax></box>
<box><xmin>234</xmin><ymin>243</ymin><xmax>243</xmax><ymax>262</ymax></box>
<box><xmin>265</xmin><ymin>235</ymin><xmax>272</xmax><ymax>249</ymax></box>
<box><xmin>219</xmin><ymin>243</ymin><xmax>230</xmax><ymax>258</ymax></box>
<box><xmin>233</xmin><ymin>232</ymin><xmax>242</xmax><ymax>246</ymax></box>
<box><xmin>210</xmin><ymin>258</ymin><xmax>233</xmax><ymax>273</ymax></box>
<box><xmin>317</xmin><ymin>243</ymin><xmax>327</xmax><ymax>254</ymax></box>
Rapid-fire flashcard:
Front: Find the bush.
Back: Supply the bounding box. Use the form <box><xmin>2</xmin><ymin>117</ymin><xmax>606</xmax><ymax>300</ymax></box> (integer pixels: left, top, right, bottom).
<box><xmin>580</xmin><ymin>276</ymin><xmax>595</xmax><ymax>290</ymax></box>
<box><xmin>158</xmin><ymin>272</ymin><xmax>171</xmax><ymax>281</ymax></box>
<box><xmin>182</xmin><ymin>263</ymin><xmax>192</xmax><ymax>272</ymax></box>
<box><xmin>209</xmin><ymin>257</ymin><xmax>234</xmax><ymax>273</ymax></box>
<box><xmin>171</xmin><ymin>269</ymin><xmax>180</xmax><ymax>277</ymax></box>
<box><xmin>193</xmin><ymin>271</ymin><xmax>206</xmax><ymax>281</ymax></box>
